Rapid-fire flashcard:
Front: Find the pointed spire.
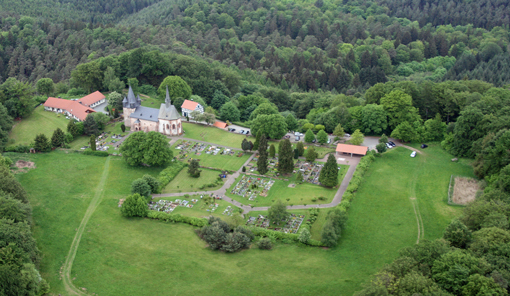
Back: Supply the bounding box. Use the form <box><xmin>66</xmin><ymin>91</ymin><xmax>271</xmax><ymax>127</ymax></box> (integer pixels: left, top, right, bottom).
<box><xmin>127</xmin><ymin>85</ymin><xmax>136</xmax><ymax>104</ymax></box>
<box><xmin>165</xmin><ymin>86</ymin><xmax>171</xmax><ymax>108</ymax></box>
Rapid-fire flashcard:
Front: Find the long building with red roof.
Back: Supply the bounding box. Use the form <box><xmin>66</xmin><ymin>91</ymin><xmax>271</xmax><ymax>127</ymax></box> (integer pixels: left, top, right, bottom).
<box><xmin>44</xmin><ymin>96</ymin><xmax>97</xmax><ymax>121</ymax></box>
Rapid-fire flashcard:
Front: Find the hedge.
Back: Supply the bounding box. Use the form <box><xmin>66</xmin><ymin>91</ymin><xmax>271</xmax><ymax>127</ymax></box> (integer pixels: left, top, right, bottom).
<box><xmin>248</xmin><ymin>226</ymin><xmax>323</xmax><ymax>247</ymax></box>
<box><xmin>83</xmin><ymin>150</ymin><xmax>109</xmax><ymax>157</ymax></box>
<box><xmin>147</xmin><ymin>211</ymin><xmax>208</xmax><ymax>227</ymax></box>
<box><xmin>157</xmin><ymin>161</ymin><xmax>187</xmax><ymax>191</ymax></box>
<box><xmin>339</xmin><ymin>151</ymin><xmax>376</xmax><ymax>211</ymax></box>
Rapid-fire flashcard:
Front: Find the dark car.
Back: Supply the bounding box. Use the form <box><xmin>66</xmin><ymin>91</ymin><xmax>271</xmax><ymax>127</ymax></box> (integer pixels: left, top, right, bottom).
<box><xmin>388</xmin><ymin>141</ymin><xmax>396</xmax><ymax>147</ymax></box>
<box><xmin>295</xmin><ymin>136</ymin><xmax>301</xmax><ymax>141</ymax></box>
<box><xmin>245</xmin><ymin>130</ymin><xmax>250</xmax><ymax>135</ymax></box>
<box><xmin>229</xmin><ymin>128</ymin><xmax>236</xmax><ymax>132</ymax></box>
<box><xmin>421</xmin><ymin>144</ymin><xmax>428</xmax><ymax>148</ymax></box>
<box><xmin>312</xmin><ymin>139</ymin><xmax>316</xmax><ymax>143</ymax></box>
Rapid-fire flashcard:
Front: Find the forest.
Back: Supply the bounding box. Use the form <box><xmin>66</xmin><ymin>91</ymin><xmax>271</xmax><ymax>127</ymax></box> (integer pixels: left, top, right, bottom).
<box><xmin>0</xmin><ymin>0</ymin><xmax>510</xmax><ymax>294</ymax></box>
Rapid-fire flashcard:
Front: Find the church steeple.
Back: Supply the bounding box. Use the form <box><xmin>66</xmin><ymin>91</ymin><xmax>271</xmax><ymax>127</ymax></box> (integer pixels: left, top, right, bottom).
<box><xmin>165</xmin><ymin>86</ymin><xmax>171</xmax><ymax>108</ymax></box>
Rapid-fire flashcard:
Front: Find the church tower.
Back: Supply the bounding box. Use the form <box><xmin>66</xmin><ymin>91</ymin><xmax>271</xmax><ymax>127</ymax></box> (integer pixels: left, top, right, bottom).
<box><xmin>122</xmin><ymin>85</ymin><xmax>140</xmax><ymax>127</ymax></box>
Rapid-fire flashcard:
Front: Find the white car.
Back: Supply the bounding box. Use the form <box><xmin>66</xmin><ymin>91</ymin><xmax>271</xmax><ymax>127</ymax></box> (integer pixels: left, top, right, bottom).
<box><xmin>410</xmin><ymin>151</ymin><xmax>417</xmax><ymax>158</ymax></box>
<box><xmin>386</xmin><ymin>143</ymin><xmax>392</xmax><ymax>149</ymax></box>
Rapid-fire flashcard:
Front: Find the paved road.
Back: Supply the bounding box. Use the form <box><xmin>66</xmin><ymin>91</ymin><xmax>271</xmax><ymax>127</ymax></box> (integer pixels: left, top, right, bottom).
<box><xmin>153</xmin><ymin>146</ymin><xmax>362</xmax><ymax>214</ymax></box>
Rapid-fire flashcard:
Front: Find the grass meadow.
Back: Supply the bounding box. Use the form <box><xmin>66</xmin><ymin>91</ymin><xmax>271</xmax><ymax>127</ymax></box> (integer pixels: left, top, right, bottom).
<box><xmin>161</xmin><ymin>168</ymin><xmax>224</xmax><ymax>193</ymax></box>
<box><xmin>9</xmin><ymin>106</ymin><xmax>69</xmax><ymax>145</ymax></box>
<box><xmin>12</xmin><ymin>142</ymin><xmax>473</xmax><ymax>295</ymax></box>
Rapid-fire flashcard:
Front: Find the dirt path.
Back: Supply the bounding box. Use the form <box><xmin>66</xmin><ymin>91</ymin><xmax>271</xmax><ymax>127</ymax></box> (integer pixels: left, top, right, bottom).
<box><xmin>62</xmin><ymin>157</ymin><xmax>111</xmax><ymax>295</ymax></box>
<box><xmin>408</xmin><ymin>157</ymin><xmax>425</xmax><ymax>244</ymax></box>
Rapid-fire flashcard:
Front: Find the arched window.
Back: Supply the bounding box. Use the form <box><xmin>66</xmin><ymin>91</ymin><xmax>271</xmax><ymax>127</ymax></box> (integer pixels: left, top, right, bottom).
<box><xmin>172</xmin><ymin>124</ymin><xmax>176</xmax><ymax>129</ymax></box>
<box><xmin>166</xmin><ymin>124</ymin><xmax>169</xmax><ymax>130</ymax></box>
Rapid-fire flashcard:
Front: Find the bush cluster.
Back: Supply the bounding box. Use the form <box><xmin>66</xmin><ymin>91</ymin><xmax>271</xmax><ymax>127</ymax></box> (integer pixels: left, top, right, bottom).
<box><xmin>249</xmin><ymin>226</ymin><xmax>322</xmax><ymax>247</ymax></box>
<box><xmin>83</xmin><ymin>150</ymin><xmax>109</xmax><ymax>157</ymax></box>
<box><xmin>4</xmin><ymin>144</ymin><xmax>31</xmax><ymax>153</ymax></box>
<box><xmin>198</xmin><ymin>217</ymin><xmax>254</xmax><ymax>252</ymax></box>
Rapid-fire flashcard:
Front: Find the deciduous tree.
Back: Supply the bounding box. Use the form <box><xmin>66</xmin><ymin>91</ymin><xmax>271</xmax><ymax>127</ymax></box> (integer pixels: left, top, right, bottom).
<box><xmin>250</xmin><ymin>114</ymin><xmax>287</xmax><ymax>139</ymax></box>
<box><xmin>317</xmin><ymin>130</ymin><xmax>328</xmax><ymax>144</ymax></box>
<box><xmin>188</xmin><ymin>159</ymin><xmax>202</xmax><ymax>178</ymax></box>
<box><xmin>349</xmin><ymin>129</ymin><xmax>364</xmax><ymax>146</ymax></box>
<box><xmin>121</xmin><ymin>193</ymin><xmax>148</xmax><ymax>217</ymax></box>
<box><xmin>304</xmin><ymin>129</ymin><xmax>315</xmax><ymax>143</ymax></box>
<box><xmin>158</xmin><ymin>76</ymin><xmax>192</xmax><ymax>100</ymax></box>
<box><xmin>268</xmin><ymin>200</ymin><xmax>288</xmax><ymax>225</ymax></box>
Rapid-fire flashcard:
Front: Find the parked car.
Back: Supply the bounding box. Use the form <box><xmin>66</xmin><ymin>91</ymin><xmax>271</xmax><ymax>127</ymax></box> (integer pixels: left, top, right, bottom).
<box><xmin>294</xmin><ymin>132</ymin><xmax>300</xmax><ymax>136</ymax></box>
<box><xmin>421</xmin><ymin>144</ymin><xmax>428</xmax><ymax>148</ymax></box>
<box><xmin>388</xmin><ymin>141</ymin><xmax>396</xmax><ymax>147</ymax></box>
<box><xmin>312</xmin><ymin>139</ymin><xmax>316</xmax><ymax>143</ymax></box>
<box><xmin>244</xmin><ymin>130</ymin><xmax>250</xmax><ymax>135</ymax></box>
<box><xmin>386</xmin><ymin>143</ymin><xmax>393</xmax><ymax>149</ymax></box>
<box><xmin>327</xmin><ymin>138</ymin><xmax>332</xmax><ymax>144</ymax></box>
<box><xmin>344</xmin><ymin>133</ymin><xmax>350</xmax><ymax>137</ymax></box>
<box><xmin>283</xmin><ymin>135</ymin><xmax>290</xmax><ymax>139</ymax></box>
<box><xmin>229</xmin><ymin>128</ymin><xmax>236</xmax><ymax>132</ymax></box>
<box><xmin>410</xmin><ymin>151</ymin><xmax>417</xmax><ymax>157</ymax></box>
<box><xmin>239</xmin><ymin>130</ymin><xmax>244</xmax><ymax>134</ymax></box>
<box><xmin>295</xmin><ymin>136</ymin><xmax>301</xmax><ymax>141</ymax></box>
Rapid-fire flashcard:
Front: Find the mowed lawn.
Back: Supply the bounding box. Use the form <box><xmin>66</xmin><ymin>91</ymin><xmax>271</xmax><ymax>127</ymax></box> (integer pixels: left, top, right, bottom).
<box><xmin>183</xmin><ymin>122</ymin><xmax>250</xmax><ymax>148</ymax></box>
<box><xmin>162</xmin><ymin>168</ymin><xmax>223</xmax><ymax>193</ymax></box>
<box><xmin>9</xmin><ymin>105</ymin><xmax>70</xmax><ymax>145</ymax></box>
<box><xmin>16</xmin><ymin>143</ymin><xmax>474</xmax><ymax>295</ymax></box>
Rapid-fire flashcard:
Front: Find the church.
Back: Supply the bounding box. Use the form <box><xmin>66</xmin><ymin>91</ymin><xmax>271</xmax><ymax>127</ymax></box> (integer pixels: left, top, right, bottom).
<box><xmin>123</xmin><ymin>85</ymin><xmax>183</xmax><ymax>136</ymax></box>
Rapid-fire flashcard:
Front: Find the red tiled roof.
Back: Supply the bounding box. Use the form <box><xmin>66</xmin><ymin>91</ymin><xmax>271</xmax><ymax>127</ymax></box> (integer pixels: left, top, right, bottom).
<box><xmin>77</xmin><ymin>91</ymin><xmax>105</xmax><ymax>106</ymax></box>
<box><xmin>336</xmin><ymin>144</ymin><xmax>368</xmax><ymax>155</ymax></box>
<box><xmin>43</xmin><ymin>97</ymin><xmax>95</xmax><ymax>121</ymax></box>
<box><xmin>181</xmin><ymin>99</ymin><xmax>199</xmax><ymax>110</ymax></box>
<box><xmin>213</xmin><ymin>121</ymin><xmax>228</xmax><ymax>129</ymax></box>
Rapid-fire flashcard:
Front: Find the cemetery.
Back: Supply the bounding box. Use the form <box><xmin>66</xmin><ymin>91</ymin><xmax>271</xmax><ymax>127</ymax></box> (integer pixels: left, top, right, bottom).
<box><xmin>294</xmin><ymin>160</ymin><xmax>328</xmax><ymax>185</ymax></box>
<box><xmin>172</xmin><ymin>139</ymin><xmax>250</xmax><ymax>171</ymax></box>
<box><xmin>246</xmin><ymin>213</ymin><xmax>305</xmax><ymax>234</ymax></box>
<box><xmin>246</xmin><ymin>156</ymin><xmax>281</xmax><ymax>177</ymax></box>
<box><xmin>150</xmin><ymin>194</ymin><xmax>241</xmax><ymax>218</ymax></box>
<box><xmin>162</xmin><ymin>168</ymin><xmax>224</xmax><ymax>193</ymax></box>
<box><xmin>230</xmin><ymin>175</ymin><xmax>276</xmax><ymax>201</ymax></box>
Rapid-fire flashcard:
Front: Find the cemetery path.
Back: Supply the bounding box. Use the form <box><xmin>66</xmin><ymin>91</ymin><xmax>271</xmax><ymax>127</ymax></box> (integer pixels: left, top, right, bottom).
<box><xmin>245</xmin><ymin>156</ymin><xmax>361</xmax><ymax>213</ymax></box>
<box><xmin>62</xmin><ymin>157</ymin><xmax>111</xmax><ymax>296</ymax></box>
<box><xmin>154</xmin><ymin>149</ymin><xmax>362</xmax><ymax>214</ymax></box>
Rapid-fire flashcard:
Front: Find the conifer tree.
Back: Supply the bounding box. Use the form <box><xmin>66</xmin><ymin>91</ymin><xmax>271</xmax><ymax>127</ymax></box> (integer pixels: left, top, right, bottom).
<box><xmin>51</xmin><ymin>128</ymin><xmax>65</xmax><ymax>147</ymax></box>
<box><xmin>90</xmin><ymin>135</ymin><xmax>96</xmax><ymax>151</ymax></box>
<box><xmin>67</xmin><ymin>120</ymin><xmax>79</xmax><ymax>138</ymax></box>
<box><xmin>253</xmin><ymin>130</ymin><xmax>262</xmax><ymax>150</ymax></box>
<box><xmin>34</xmin><ymin>134</ymin><xmax>51</xmax><ymax>152</ymax></box>
<box><xmin>188</xmin><ymin>159</ymin><xmax>202</xmax><ymax>177</ymax></box>
<box><xmin>297</xmin><ymin>142</ymin><xmax>305</xmax><ymax>156</ymax></box>
<box><xmin>277</xmin><ymin>139</ymin><xmax>294</xmax><ymax>174</ymax></box>
<box><xmin>319</xmin><ymin>154</ymin><xmax>339</xmax><ymax>187</ymax></box>
<box><xmin>306</xmin><ymin>147</ymin><xmax>317</xmax><ymax>162</ymax></box>
<box><xmin>257</xmin><ymin>134</ymin><xmax>268</xmax><ymax>175</ymax></box>
<box><xmin>269</xmin><ymin>144</ymin><xmax>276</xmax><ymax>158</ymax></box>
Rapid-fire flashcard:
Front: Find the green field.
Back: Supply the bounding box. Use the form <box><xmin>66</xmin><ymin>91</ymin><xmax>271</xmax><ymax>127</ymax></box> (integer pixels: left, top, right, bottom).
<box><xmin>12</xmin><ymin>143</ymin><xmax>473</xmax><ymax>295</ymax></box>
<box><xmin>171</xmin><ymin>139</ymin><xmax>251</xmax><ymax>171</ymax></box>
<box><xmin>9</xmin><ymin>105</ymin><xmax>70</xmax><ymax>145</ymax></box>
<box><xmin>182</xmin><ymin>122</ymin><xmax>249</xmax><ymax>148</ymax></box>
<box><xmin>162</xmin><ymin>168</ymin><xmax>224</xmax><ymax>193</ymax></box>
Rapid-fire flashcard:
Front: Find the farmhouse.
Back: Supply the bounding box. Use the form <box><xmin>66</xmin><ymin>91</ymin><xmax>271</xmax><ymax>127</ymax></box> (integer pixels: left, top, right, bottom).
<box><xmin>336</xmin><ymin>143</ymin><xmax>368</xmax><ymax>157</ymax></box>
<box><xmin>181</xmin><ymin>99</ymin><xmax>204</xmax><ymax>119</ymax></box>
<box><xmin>43</xmin><ymin>97</ymin><xmax>96</xmax><ymax>121</ymax></box>
<box><xmin>123</xmin><ymin>85</ymin><xmax>183</xmax><ymax>136</ymax></box>
<box><xmin>77</xmin><ymin>91</ymin><xmax>106</xmax><ymax>108</ymax></box>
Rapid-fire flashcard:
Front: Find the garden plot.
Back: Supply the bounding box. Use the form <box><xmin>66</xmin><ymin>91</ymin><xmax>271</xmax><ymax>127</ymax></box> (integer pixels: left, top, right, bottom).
<box><xmin>148</xmin><ymin>198</ymin><xmax>194</xmax><ymax>213</ymax></box>
<box><xmin>230</xmin><ymin>175</ymin><xmax>275</xmax><ymax>200</ymax></box>
<box><xmin>246</xmin><ymin>214</ymin><xmax>305</xmax><ymax>234</ymax></box>
<box><xmin>294</xmin><ymin>161</ymin><xmax>325</xmax><ymax>185</ymax></box>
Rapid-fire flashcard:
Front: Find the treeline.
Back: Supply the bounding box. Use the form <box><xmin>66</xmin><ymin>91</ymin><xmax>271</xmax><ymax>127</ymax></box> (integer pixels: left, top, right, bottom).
<box><xmin>377</xmin><ymin>0</ymin><xmax>510</xmax><ymax>30</ymax></box>
<box><xmin>0</xmin><ymin>0</ymin><xmax>162</xmax><ymax>24</ymax></box>
<box><xmin>1</xmin><ymin>0</ymin><xmax>510</xmax><ymax>95</ymax></box>
<box><xmin>0</xmin><ymin>154</ymin><xmax>49</xmax><ymax>295</ymax></box>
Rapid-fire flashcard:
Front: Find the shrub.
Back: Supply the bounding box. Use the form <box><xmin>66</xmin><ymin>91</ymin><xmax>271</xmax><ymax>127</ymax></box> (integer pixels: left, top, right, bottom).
<box><xmin>131</xmin><ymin>178</ymin><xmax>151</xmax><ymax>200</ymax></box>
<box><xmin>83</xmin><ymin>150</ymin><xmax>109</xmax><ymax>157</ymax></box>
<box><xmin>121</xmin><ymin>193</ymin><xmax>148</xmax><ymax>217</ymax></box>
<box><xmin>311</xmin><ymin>197</ymin><xmax>317</xmax><ymax>202</ymax></box>
<box><xmin>142</xmin><ymin>175</ymin><xmax>160</xmax><ymax>194</ymax></box>
<box><xmin>258</xmin><ymin>238</ymin><xmax>273</xmax><ymax>250</ymax></box>
<box><xmin>318</xmin><ymin>196</ymin><xmax>326</xmax><ymax>201</ymax></box>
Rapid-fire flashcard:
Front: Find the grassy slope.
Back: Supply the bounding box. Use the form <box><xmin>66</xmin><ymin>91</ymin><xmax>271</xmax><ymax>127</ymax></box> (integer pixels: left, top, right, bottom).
<box><xmin>9</xmin><ymin>106</ymin><xmax>69</xmax><ymax>145</ymax></box>
<box><xmin>16</xmin><ymin>143</ymin><xmax>473</xmax><ymax>295</ymax></box>
<box><xmin>171</xmin><ymin>139</ymin><xmax>251</xmax><ymax>171</ymax></box>
<box><xmin>162</xmin><ymin>168</ymin><xmax>223</xmax><ymax>193</ymax></box>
